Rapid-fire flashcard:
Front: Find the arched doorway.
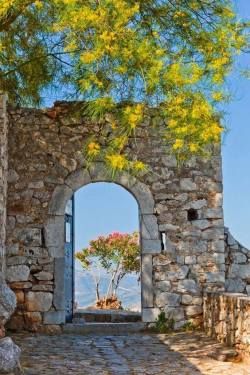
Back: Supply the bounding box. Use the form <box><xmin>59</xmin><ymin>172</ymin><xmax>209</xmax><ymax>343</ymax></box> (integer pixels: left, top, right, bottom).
<box><xmin>46</xmin><ymin>163</ymin><xmax>161</xmax><ymax>324</ymax></box>
<box><xmin>73</xmin><ymin>182</ymin><xmax>140</xmax><ymax>321</ymax></box>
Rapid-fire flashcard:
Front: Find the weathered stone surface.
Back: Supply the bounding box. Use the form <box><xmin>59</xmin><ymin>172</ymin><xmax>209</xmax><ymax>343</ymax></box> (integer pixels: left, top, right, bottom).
<box><xmin>177</xmin><ymin>279</ymin><xmax>200</xmax><ymax>295</ymax></box>
<box><xmin>185</xmin><ymin>305</ymin><xmax>203</xmax><ymax>317</ymax></box>
<box><xmin>155</xmin><ymin>280</ymin><xmax>171</xmax><ymax>292</ymax></box>
<box><xmin>43</xmin><ymin>311</ymin><xmax>65</xmax><ymax>325</ymax></box>
<box><xmin>17</xmin><ymin>228</ymin><xmax>42</xmax><ymax>246</ymax></box>
<box><xmin>24</xmin><ymin>312</ymin><xmax>42</xmax><ymax>330</ymax></box>
<box><xmin>34</xmin><ymin>271</ymin><xmax>53</xmax><ymax>281</ymax></box>
<box><xmin>3</xmin><ymin>101</ymin><xmax>242</xmax><ymax>328</ymax></box>
<box><xmin>141</xmin><ymin>214</ymin><xmax>159</xmax><ymax>240</ymax></box>
<box><xmin>165</xmin><ymin>265</ymin><xmax>189</xmax><ymax>281</ymax></box>
<box><xmin>0</xmin><ymin>273</ymin><xmax>16</xmax><ymax>325</ymax></box>
<box><xmin>155</xmin><ymin>292</ymin><xmax>181</xmax><ymax>307</ymax></box>
<box><xmin>6</xmin><ymin>265</ymin><xmax>30</xmax><ymax>282</ymax></box>
<box><xmin>0</xmin><ymin>337</ymin><xmax>21</xmax><ymax>373</ymax></box>
<box><xmin>165</xmin><ymin>307</ymin><xmax>184</xmax><ymax>322</ymax></box>
<box><xmin>180</xmin><ymin>178</ymin><xmax>197</xmax><ymax>191</ymax></box>
<box><xmin>142</xmin><ymin>308</ymin><xmax>160</xmax><ymax>322</ymax></box>
<box><xmin>225</xmin><ymin>278</ymin><xmax>246</xmax><ymax>293</ymax></box>
<box><xmin>26</xmin><ymin>292</ymin><xmax>53</xmax><ymax>312</ymax></box>
<box><xmin>204</xmin><ymin>292</ymin><xmax>250</xmax><ymax>360</ymax></box>
<box><xmin>141</xmin><ymin>255</ymin><xmax>153</xmax><ymax>308</ymax></box>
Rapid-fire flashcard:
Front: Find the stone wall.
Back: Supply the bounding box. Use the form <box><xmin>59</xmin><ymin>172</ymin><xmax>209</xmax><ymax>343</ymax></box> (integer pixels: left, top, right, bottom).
<box><xmin>204</xmin><ymin>292</ymin><xmax>250</xmax><ymax>360</ymax></box>
<box><xmin>225</xmin><ymin>228</ymin><xmax>250</xmax><ymax>295</ymax></box>
<box><xmin>0</xmin><ymin>94</ymin><xmax>8</xmax><ymax>272</ymax></box>
<box><xmin>5</xmin><ymin>101</ymin><xmax>225</xmax><ymax>331</ymax></box>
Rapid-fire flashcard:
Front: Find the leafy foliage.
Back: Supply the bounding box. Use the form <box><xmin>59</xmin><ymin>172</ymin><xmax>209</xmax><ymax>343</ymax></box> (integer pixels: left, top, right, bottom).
<box><xmin>75</xmin><ymin>232</ymin><xmax>140</xmax><ymax>303</ymax></box>
<box><xmin>0</xmin><ymin>1</ymin><xmax>249</xmax><ymax>167</ymax></box>
<box><xmin>154</xmin><ymin>311</ymin><xmax>175</xmax><ymax>333</ymax></box>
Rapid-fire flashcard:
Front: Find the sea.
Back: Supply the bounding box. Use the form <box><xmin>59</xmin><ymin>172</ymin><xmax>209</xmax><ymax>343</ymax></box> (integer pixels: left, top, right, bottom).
<box><xmin>75</xmin><ymin>261</ymin><xmax>141</xmax><ymax>311</ymax></box>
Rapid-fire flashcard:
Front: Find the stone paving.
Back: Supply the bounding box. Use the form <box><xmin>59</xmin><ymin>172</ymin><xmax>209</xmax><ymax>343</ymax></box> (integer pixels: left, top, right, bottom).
<box><xmin>11</xmin><ymin>331</ymin><xmax>250</xmax><ymax>375</ymax></box>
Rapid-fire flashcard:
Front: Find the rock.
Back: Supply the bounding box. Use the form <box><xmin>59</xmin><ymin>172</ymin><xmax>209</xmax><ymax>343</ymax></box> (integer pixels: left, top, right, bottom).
<box><xmin>185</xmin><ymin>305</ymin><xmax>203</xmax><ymax>317</ymax></box>
<box><xmin>225</xmin><ymin>278</ymin><xmax>246</xmax><ymax>293</ymax></box>
<box><xmin>24</xmin><ymin>312</ymin><xmax>42</xmax><ymax>330</ymax></box>
<box><xmin>0</xmin><ymin>273</ymin><xmax>16</xmax><ymax>325</ymax></box>
<box><xmin>155</xmin><ymin>292</ymin><xmax>181</xmax><ymax>307</ymax></box>
<box><xmin>180</xmin><ymin>178</ymin><xmax>197</xmax><ymax>191</ymax></box>
<box><xmin>142</xmin><ymin>308</ymin><xmax>161</xmax><ymax>323</ymax></box>
<box><xmin>33</xmin><ymin>271</ymin><xmax>53</xmax><ymax>281</ymax></box>
<box><xmin>183</xmin><ymin>199</ymin><xmax>207</xmax><ymax>210</ymax></box>
<box><xmin>177</xmin><ymin>279</ymin><xmax>200</xmax><ymax>295</ymax></box>
<box><xmin>165</xmin><ymin>307</ymin><xmax>184</xmax><ymax>322</ymax></box>
<box><xmin>17</xmin><ymin>228</ymin><xmax>42</xmax><ymax>246</ymax></box>
<box><xmin>26</xmin><ymin>292</ymin><xmax>53</xmax><ymax>312</ymax></box>
<box><xmin>192</xmin><ymin>220</ymin><xmax>210</xmax><ymax>230</ymax></box>
<box><xmin>182</xmin><ymin>295</ymin><xmax>193</xmax><ymax>305</ymax></box>
<box><xmin>155</xmin><ymin>281</ymin><xmax>171</xmax><ymax>292</ymax></box>
<box><xmin>0</xmin><ymin>337</ymin><xmax>21</xmax><ymax>373</ymax></box>
<box><xmin>28</xmin><ymin>181</ymin><xmax>44</xmax><ymax>189</ymax></box>
<box><xmin>6</xmin><ymin>265</ymin><xmax>30</xmax><ymax>282</ymax></box>
<box><xmin>185</xmin><ymin>256</ymin><xmax>196</xmax><ymax>265</ymax></box>
<box><xmin>165</xmin><ymin>265</ymin><xmax>189</xmax><ymax>281</ymax></box>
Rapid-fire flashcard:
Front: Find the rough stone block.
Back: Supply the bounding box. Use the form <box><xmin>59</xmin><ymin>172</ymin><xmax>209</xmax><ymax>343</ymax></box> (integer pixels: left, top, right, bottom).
<box><xmin>44</xmin><ymin>216</ymin><xmax>64</xmax><ymax>252</ymax></box>
<box><xmin>34</xmin><ymin>271</ymin><xmax>53</xmax><ymax>281</ymax></box>
<box><xmin>26</xmin><ymin>292</ymin><xmax>53</xmax><ymax>312</ymax></box>
<box><xmin>48</xmin><ymin>185</ymin><xmax>73</xmax><ymax>215</ymax></box>
<box><xmin>185</xmin><ymin>305</ymin><xmax>203</xmax><ymax>317</ymax></box>
<box><xmin>65</xmin><ymin>169</ymin><xmax>91</xmax><ymax>191</ymax></box>
<box><xmin>141</xmin><ymin>255</ymin><xmax>153</xmax><ymax>308</ymax></box>
<box><xmin>140</xmin><ymin>214</ymin><xmax>159</xmax><ymax>240</ymax></box>
<box><xmin>53</xmin><ymin>257</ymin><xmax>65</xmax><ymax>310</ymax></box>
<box><xmin>6</xmin><ymin>265</ymin><xmax>30</xmax><ymax>282</ymax></box>
<box><xmin>0</xmin><ymin>337</ymin><xmax>21</xmax><ymax>374</ymax></box>
<box><xmin>155</xmin><ymin>280</ymin><xmax>171</xmax><ymax>292</ymax></box>
<box><xmin>155</xmin><ymin>292</ymin><xmax>181</xmax><ymax>307</ymax></box>
<box><xmin>142</xmin><ymin>308</ymin><xmax>161</xmax><ymax>323</ymax></box>
<box><xmin>17</xmin><ymin>228</ymin><xmax>42</xmax><ymax>246</ymax></box>
<box><xmin>165</xmin><ymin>307</ymin><xmax>184</xmax><ymax>322</ymax></box>
<box><xmin>0</xmin><ymin>273</ymin><xmax>16</xmax><ymax>325</ymax></box>
<box><xmin>205</xmin><ymin>272</ymin><xmax>225</xmax><ymax>284</ymax></box>
<box><xmin>43</xmin><ymin>311</ymin><xmax>65</xmax><ymax>325</ymax></box>
<box><xmin>180</xmin><ymin>178</ymin><xmax>197</xmax><ymax>191</ymax></box>
<box><xmin>177</xmin><ymin>279</ymin><xmax>200</xmax><ymax>295</ymax></box>
<box><xmin>141</xmin><ymin>239</ymin><xmax>161</xmax><ymax>254</ymax></box>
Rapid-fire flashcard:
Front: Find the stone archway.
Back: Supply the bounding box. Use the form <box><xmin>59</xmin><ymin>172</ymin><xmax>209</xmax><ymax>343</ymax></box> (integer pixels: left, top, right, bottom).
<box><xmin>45</xmin><ymin>163</ymin><xmax>161</xmax><ymax>324</ymax></box>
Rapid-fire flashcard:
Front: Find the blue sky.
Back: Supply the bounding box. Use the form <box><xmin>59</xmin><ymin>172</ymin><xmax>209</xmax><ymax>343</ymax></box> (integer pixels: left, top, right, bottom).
<box><xmin>223</xmin><ymin>0</ymin><xmax>250</xmax><ymax>247</ymax></box>
<box><xmin>73</xmin><ymin>1</ymin><xmax>250</xmax><ymax>250</ymax></box>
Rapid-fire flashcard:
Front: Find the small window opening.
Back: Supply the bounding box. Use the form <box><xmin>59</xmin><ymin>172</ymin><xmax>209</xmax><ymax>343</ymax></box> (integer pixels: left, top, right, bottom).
<box><xmin>187</xmin><ymin>208</ymin><xmax>198</xmax><ymax>221</ymax></box>
<box><xmin>160</xmin><ymin>232</ymin><xmax>167</xmax><ymax>251</ymax></box>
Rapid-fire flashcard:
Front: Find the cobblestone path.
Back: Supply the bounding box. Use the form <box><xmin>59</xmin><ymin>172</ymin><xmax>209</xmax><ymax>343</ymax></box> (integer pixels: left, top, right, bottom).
<box><xmin>13</xmin><ymin>332</ymin><xmax>249</xmax><ymax>375</ymax></box>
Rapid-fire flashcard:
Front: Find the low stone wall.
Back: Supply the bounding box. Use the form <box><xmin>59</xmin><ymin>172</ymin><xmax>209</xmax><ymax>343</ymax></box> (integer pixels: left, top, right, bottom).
<box><xmin>204</xmin><ymin>292</ymin><xmax>250</xmax><ymax>360</ymax></box>
<box><xmin>0</xmin><ymin>94</ymin><xmax>8</xmax><ymax>271</ymax></box>
<box><xmin>225</xmin><ymin>228</ymin><xmax>250</xmax><ymax>295</ymax></box>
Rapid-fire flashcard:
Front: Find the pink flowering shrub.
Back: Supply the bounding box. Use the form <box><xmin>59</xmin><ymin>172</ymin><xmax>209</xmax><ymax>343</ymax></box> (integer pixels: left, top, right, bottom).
<box><xmin>75</xmin><ymin>232</ymin><xmax>140</xmax><ymax>308</ymax></box>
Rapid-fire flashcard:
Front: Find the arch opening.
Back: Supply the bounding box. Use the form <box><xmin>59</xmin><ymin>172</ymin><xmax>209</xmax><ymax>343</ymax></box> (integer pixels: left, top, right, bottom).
<box><xmin>45</xmin><ymin>164</ymin><xmax>161</xmax><ymax>324</ymax></box>
<box><xmin>73</xmin><ymin>182</ymin><xmax>141</xmax><ymax>321</ymax></box>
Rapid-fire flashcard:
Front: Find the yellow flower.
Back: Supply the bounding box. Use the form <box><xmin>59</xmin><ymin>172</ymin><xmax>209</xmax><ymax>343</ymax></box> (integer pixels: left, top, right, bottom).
<box><xmin>87</xmin><ymin>142</ymin><xmax>100</xmax><ymax>157</ymax></box>
<box><xmin>173</xmin><ymin>139</ymin><xmax>184</xmax><ymax>150</ymax></box>
<box><xmin>212</xmin><ymin>92</ymin><xmax>224</xmax><ymax>102</ymax></box>
<box><xmin>106</xmin><ymin>154</ymin><xmax>127</xmax><ymax>170</ymax></box>
<box><xmin>189</xmin><ymin>143</ymin><xmax>198</xmax><ymax>152</ymax></box>
<box><xmin>80</xmin><ymin>52</ymin><xmax>96</xmax><ymax>64</ymax></box>
<box><xmin>134</xmin><ymin>161</ymin><xmax>146</xmax><ymax>171</ymax></box>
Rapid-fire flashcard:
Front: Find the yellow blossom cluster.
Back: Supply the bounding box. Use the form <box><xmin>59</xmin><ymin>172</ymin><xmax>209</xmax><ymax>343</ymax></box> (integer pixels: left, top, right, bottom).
<box><xmin>0</xmin><ymin>0</ymin><xmax>248</xmax><ymax>173</ymax></box>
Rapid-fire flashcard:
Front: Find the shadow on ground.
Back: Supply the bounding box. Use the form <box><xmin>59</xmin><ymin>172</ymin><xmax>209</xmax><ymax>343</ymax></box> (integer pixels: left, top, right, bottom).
<box><xmin>11</xmin><ymin>331</ymin><xmax>249</xmax><ymax>375</ymax></box>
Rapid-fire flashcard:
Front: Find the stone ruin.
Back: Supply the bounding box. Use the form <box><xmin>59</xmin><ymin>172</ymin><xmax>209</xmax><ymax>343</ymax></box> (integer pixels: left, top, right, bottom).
<box><xmin>0</xmin><ymin>93</ymin><xmax>249</xmax><ymax>365</ymax></box>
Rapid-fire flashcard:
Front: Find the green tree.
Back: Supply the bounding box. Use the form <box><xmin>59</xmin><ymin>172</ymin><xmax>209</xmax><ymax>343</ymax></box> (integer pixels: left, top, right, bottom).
<box><xmin>0</xmin><ymin>1</ymin><xmax>249</xmax><ymax>167</ymax></box>
<box><xmin>75</xmin><ymin>232</ymin><xmax>140</xmax><ymax>307</ymax></box>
